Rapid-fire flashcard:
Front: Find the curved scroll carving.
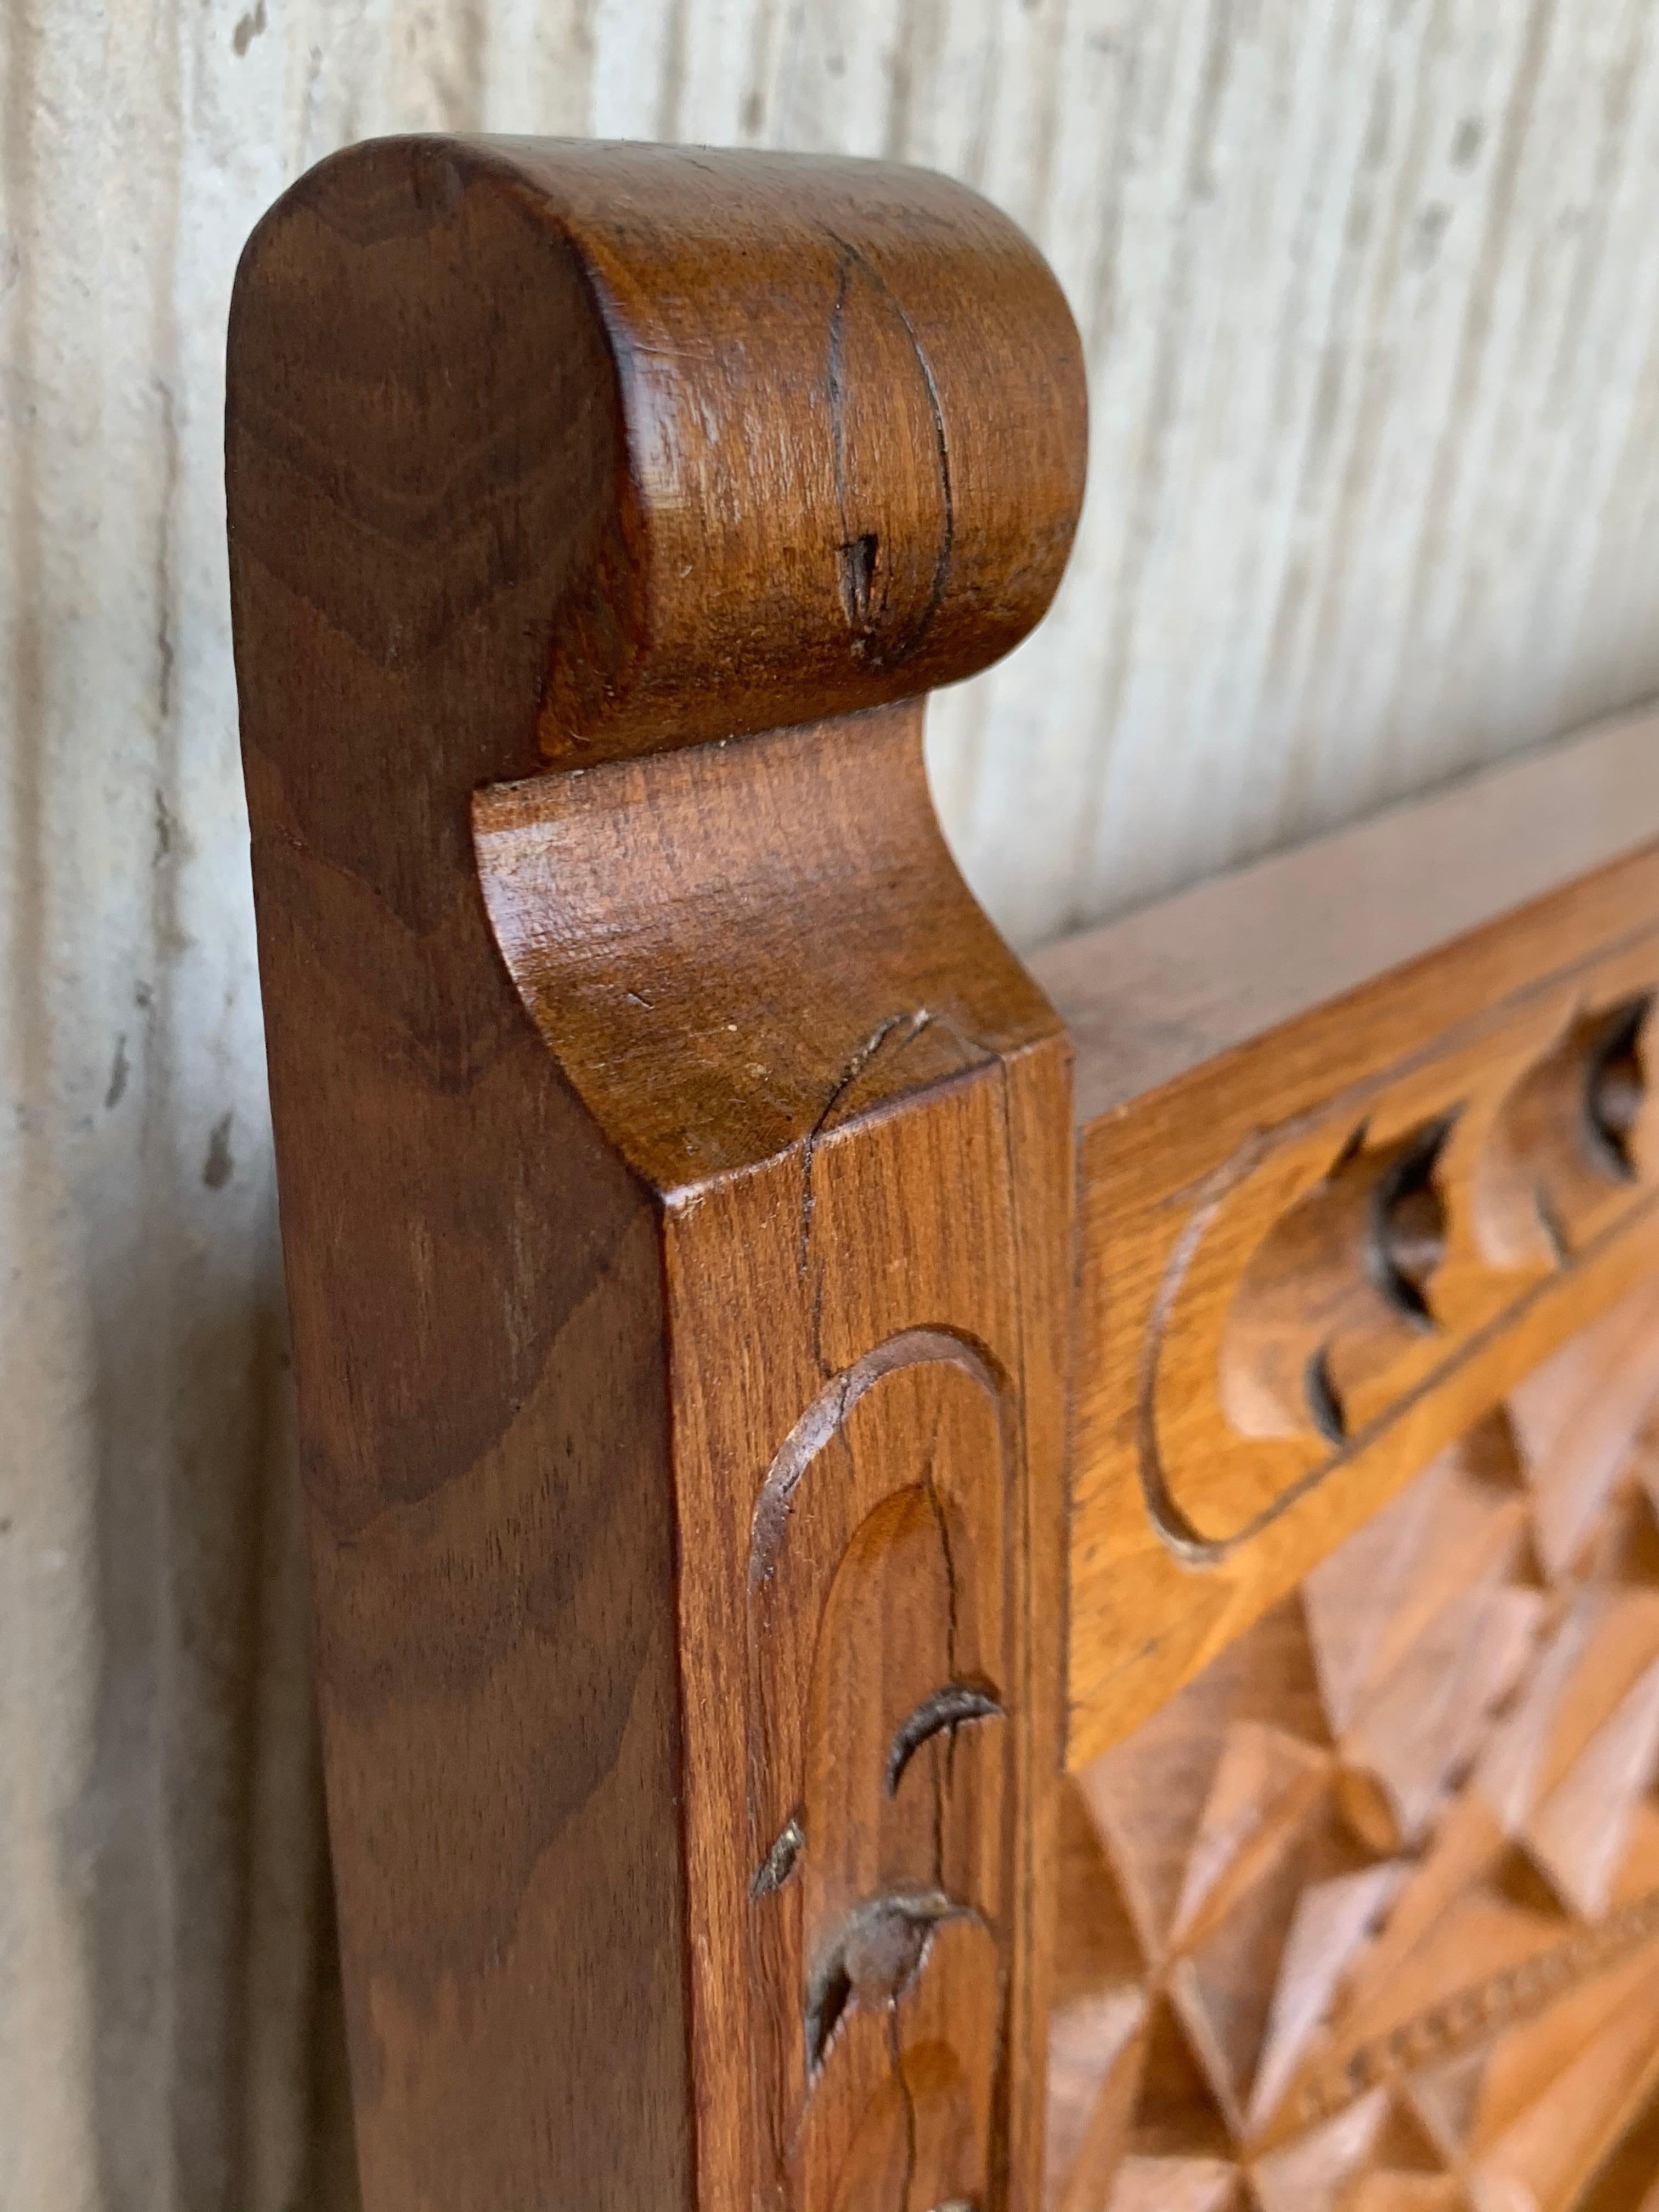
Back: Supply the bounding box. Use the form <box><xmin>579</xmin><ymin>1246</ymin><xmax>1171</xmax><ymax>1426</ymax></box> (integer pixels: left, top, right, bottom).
<box><xmin>1220</xmin><ymin>1116</ymin><xmax>1454</xmax><ymax>1445</ymax></box>
<box><xmin>1140</xmin><ymin>955</ymin><xmax>1659</xmax><ymax>1556</ymax></box>
<box><xmin>747</xmin><ymin>1330</ymin><xmax>1014</xmax><ymax>2212</ymax></box>
<box><xmin>1474</xmin><ymin>993</ymin><xmax>1654</xmax><ymax>1269</ymax></box>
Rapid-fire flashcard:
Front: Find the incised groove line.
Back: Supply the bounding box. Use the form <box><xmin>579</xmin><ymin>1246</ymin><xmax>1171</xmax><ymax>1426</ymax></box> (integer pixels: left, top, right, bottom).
<box><xmin>1293</xmin><ymin>1884</ymin><xmax>1659</xmax><ymax>2132</ymax></box>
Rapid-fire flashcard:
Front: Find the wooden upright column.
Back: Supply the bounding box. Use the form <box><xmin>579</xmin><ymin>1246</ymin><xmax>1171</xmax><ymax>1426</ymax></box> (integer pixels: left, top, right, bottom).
<box><xmin>227</xmin><ymin>138</ymin><xmax>1086</xmax><ymax>2212</ymax></box>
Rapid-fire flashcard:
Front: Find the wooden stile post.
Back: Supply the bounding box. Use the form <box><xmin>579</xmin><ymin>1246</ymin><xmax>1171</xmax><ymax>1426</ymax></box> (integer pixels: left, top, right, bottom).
<box><xmin>228</xmin><ymin>138</ymin><xmax>1086</xmax><ymax>2212</ymax></box>
<box><xmin>232</xmin><ymin>132</ymin><xmax>1659</xmax><ymax>2212</ymax></box>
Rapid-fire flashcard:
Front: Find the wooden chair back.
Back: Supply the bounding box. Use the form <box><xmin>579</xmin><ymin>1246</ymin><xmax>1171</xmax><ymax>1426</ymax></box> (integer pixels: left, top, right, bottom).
<box><xmin>228</xmin><ymin>137</ymin><xmax>1659</xmax><ymax>2210</ymax></box>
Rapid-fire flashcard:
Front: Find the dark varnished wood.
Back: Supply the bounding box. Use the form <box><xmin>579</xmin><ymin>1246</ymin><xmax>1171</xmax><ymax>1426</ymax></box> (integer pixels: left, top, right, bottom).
<box><xmin>229</xmin><ymin>136</ymin><xmax>1082</xmax><ymax>2212</ymax></box>
<box><xmin>472</xmin><ymin>707</ymin><xmax>1074</xmax><ymax>2212</ymax></box>
<box><xmin>233</xmin><ymin>134</ymin><xmax>1084</xmax><ymax>780</ymax></box>
<box><xmin>230</xmin><ymin>129</ymin><xmax>1659</xmax><ymax>2212</ymax></box>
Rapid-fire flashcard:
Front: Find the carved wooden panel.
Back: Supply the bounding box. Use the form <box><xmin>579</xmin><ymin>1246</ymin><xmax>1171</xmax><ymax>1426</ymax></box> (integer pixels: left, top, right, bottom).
<box><xmin>1146</xmin><ymin>947</ymin><xmax>1658</xmax><ymax>1559</ymax></box>
<box><xmin>1060</xmin><ymin>802</ymin><xmax>1659</xmax><ymax>1767</ymax></box>
<box><xmin>1048</xmin><ymin>1276</ymin><xmax>1659</xmax><ymax>2211</ymax></box>
<box><xmin>746</xmin><ymin>1331</ymin><xmax>1015</xmax><ymax>2211</ymax></box>
<box><xmin>230</xmin><ymin>131</ymin><xmax>1659</xmax><ymax>2212</ymax></box>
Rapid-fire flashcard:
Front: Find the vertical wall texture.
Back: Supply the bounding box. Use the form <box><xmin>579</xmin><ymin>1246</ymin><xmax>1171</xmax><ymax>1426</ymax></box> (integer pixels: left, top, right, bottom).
<box><xmin>4</xmin><ymin>2</ymin><xmax>1659</xmax><ymax>2204</ymax></box>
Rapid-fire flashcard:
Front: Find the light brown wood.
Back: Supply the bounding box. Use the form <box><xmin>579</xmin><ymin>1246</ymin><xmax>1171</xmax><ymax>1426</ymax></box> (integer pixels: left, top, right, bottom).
<box><xmin>1036</xmin><ymin>708</ymin><xmax>1659</xmax><ymax>1127</ymax></box>
<box><xmin>1040</xmin><ymin>715</ymin><xmax>1659</xmax><ymax>1766</ymax></box>
<box><xmin>1581</xmin><ymin>2074</ymin><xmax>1659</xmax><ymax>2210</ymax></box>
<box><xmin>1047</xmin><ymin>1282</ymin><xmax>1659</xmax><ymax>2209</ymax></box>
<box><xmin>229</xmin><ymin>134</ymin><xmax>1082</xmax><ymax>2212</ymax></box>
<box><xmin>472</xmin><ymin>708</ymin><xmax>1075</xmax><ymax>2212</ymax></box>
<box><xmin>230</xmin><ymin>127</ymin><xmax>1659</xmax><ymax>2212</ymax></box>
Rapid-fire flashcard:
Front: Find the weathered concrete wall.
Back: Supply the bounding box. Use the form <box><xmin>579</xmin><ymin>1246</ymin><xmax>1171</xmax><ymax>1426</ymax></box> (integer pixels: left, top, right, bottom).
<box><xmin>5</xmin><ymin>1</ymin><xmax>1659</xmax><ymax>2202</ymax></box>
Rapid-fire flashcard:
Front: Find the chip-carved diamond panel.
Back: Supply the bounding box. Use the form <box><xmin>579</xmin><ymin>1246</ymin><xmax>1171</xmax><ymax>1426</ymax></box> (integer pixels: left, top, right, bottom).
<box><xmin>1049</xmin><ymin>1279</ymin><xmax>1659</xmax><ymax>2212</ymax></box>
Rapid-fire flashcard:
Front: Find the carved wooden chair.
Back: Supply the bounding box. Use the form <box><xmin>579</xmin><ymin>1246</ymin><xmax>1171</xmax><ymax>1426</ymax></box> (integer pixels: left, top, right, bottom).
<box><xmin>228</xmin><ymin>137</ymin><xmax>1659</xmax><ymax>2210</ymax></box>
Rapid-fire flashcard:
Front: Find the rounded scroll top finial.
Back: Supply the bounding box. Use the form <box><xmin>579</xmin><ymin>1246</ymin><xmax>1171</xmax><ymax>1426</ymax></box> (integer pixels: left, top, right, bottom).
<box><xmin>498</xmin><ymin>140</ymin><xmax>1089</xmax><ymax>760</ymax></box>
<box><xmin>285</xmin><ymin>136</ymin><xmax>1088</xmax><ymax>764</ymax></box>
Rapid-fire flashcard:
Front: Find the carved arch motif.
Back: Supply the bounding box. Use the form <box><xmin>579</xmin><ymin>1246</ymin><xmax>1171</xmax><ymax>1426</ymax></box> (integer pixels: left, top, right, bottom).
<box><xmin>747</xmin><ymin>1330</ymin><xmax>1017</xmax><ymax>2212</ymax></box>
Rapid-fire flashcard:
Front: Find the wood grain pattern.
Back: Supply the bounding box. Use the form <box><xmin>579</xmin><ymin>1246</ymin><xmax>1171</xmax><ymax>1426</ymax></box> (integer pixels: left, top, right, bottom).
<box><xmin>473</xmin><ymin>707</ymin><xmax>1075</xmax><ymax>2211</ymax></box>
<box><xmin>1047</xmin><ymin>1285</ymin><xmax>1659</xmax><ymax>2210</ymax></box>
<box><xmin>229</xmin><ymin>136</ymin><xmax>1081</xmax><ymax>2212</ymax></box>
<box><xmin>1041</xmin><ymin>719</ymin><xmax>1659</xmax><ymax>1768</ymax></box>
<box><xmin>22</xmin><ymin>8</ymin><xmax>1659</xmax><ymax>2203</ymax></box>
<box><xmin>1035</xmin><ymin>708</ymin><xmax>1659</xmax><ymax>1126</ymax></box>
<box><xmin>228</xmin><ymin>131</ymin><xmax>1659</xmax><ymax>2207</ymax></box>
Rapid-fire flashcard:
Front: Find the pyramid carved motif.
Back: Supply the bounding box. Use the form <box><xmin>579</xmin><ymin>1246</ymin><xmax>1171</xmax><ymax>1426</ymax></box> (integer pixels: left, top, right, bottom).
<box><xmin>1049</xmin><ymin>1284</ymin><xmax>1659</xmax><ymax>2211</ymax></box>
